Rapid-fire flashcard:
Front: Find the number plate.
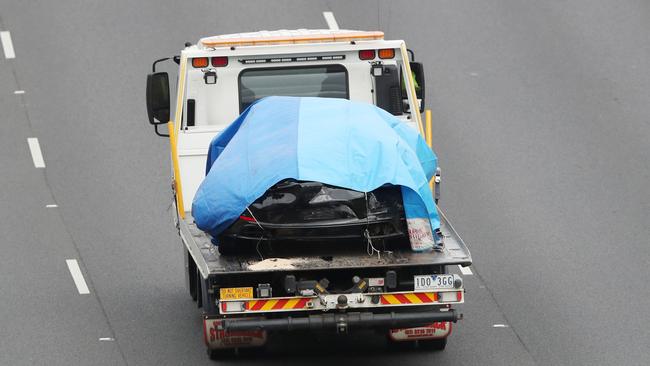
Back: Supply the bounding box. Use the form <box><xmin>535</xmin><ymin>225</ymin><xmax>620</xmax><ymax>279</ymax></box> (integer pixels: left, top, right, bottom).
<box><xmin>414</xmin><ymin>275</ymin><xmax>455</xmax><ymax>291</ymax></box>
<box><xmin>219</xmin><ymin>287</ymin><xmax>254</xmax><ymax>300</ymax></box>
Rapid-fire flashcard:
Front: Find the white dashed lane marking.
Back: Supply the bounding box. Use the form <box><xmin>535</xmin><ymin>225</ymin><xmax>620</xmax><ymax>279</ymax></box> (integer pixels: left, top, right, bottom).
<box><xmin>1</xmin><ymin>31</ymin><xmax>16</xmax><ymax>59</ymax></box>
<box><xmin>27</xmin><ymin>138</ymin><xmax>45</xmax><ymax>168</ymax></box>
<box><xmin>459</xmin><ymin>265</ymin><xmax>473</xmax><ymax>275</ymax></box>
<box><xmin>14</xmin><ymin>90</ymin><xmax>25</xmax><ymax>94</ymax></box>
<box><xmin>323</xmin><ymin>12</ymin><xmax>339</xmax><ymax>31</ymax></box>
<box><xmin>66</xmin><ymin>259</ymin><xmax>90</xmax><ymax>294</ymax></box>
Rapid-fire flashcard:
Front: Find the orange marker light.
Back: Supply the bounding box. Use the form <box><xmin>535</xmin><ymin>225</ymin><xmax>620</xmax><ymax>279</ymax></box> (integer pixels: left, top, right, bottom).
<box><xmin>192</xmin><ymin>57</ymin><xmax>209</xmax><ymax>68</ymax></box>
<box><xmin>378</xmin><ymin>48</ymin><xmax>395</xmax><ymax>59</ymax></box>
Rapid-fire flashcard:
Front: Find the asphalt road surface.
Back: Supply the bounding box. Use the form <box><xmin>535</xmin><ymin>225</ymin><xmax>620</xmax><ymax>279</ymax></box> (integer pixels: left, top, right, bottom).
<box><xmin>1</xmin><ymin>1</ymin><xmax>649</xmax><ymax>365</ymax></box>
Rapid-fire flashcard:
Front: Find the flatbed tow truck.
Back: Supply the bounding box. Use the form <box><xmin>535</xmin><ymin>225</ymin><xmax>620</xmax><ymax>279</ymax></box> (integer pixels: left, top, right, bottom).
<box><xmin>146</xmin><ymin>29</ymin><xmax>472</xmax><ymax>359</ymax></box>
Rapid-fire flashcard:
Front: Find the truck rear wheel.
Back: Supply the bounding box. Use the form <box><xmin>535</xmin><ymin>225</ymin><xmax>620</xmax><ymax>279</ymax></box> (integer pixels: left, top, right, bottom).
<box><xmin>188</xmin><ymin>252</ymin><xmax>198</xmax><ymax>301</ymax></box>
<box><xmin>387</xmin><ymin>336</ymin><xmax>447</xmax><ymax>351</ymax></box>
<box><xmin>419</xmin><ymin>337</ymin><xmax>447</xmax><ymax>351</ymax></box>
<box><xmin>195</xmin><ymin>269</ymin><xmax>203</xmax><ymax>308</ymax></box>
<box><xmin>386</xmin><ymin>336</ymin><xmax>416</xmax><ymax>351</ymax></box>
<box><xmin>207</xmin><ymin>347</ymin><xmax>235</xmax><ymax>360</ymax></box>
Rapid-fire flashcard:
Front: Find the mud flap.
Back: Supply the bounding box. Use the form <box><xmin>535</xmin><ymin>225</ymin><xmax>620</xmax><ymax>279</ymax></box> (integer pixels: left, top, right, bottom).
<box><xmin>204</xmin><ymin>317</ymin><xmax>267</xmax><ymax>349</ymax></box>
<box><xmin>388</xmin><ymin>321</ymin><xmax>452</xmax><ymax>341</ymax></box>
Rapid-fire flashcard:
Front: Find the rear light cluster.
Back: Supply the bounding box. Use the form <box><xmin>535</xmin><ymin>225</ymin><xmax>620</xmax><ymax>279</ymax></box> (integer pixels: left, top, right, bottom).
<box><xmin>191</xmin><ymin>57</ymin><xmax>228</xmax><ymax>68</ymax></box>
<box><xmin>359</xmin><ymin>48</ymin><xmax>395</xmax><ymax>60</ymax></box>
<box><xmin>220</xmin><ymin>290</ymin><xmax>463</xmax><ymax>314</ymax></box>
<box><xmin>438</xmin><ymin>291</ymin><xmax>463</xmax><ymax>303</ymax></box>
<box><xmin>221</xmin><ymin>301</ymin><xmax>245</xmax><ymax>313</ymax></box>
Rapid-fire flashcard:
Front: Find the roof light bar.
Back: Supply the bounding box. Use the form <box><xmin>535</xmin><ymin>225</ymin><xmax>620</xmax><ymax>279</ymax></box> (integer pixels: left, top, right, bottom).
<box><xmin>238</xmin><ymin>55</ymin><xmax>345</xmax><ymax>65</ymax></box>
<box><xmin>200</xmin><ymin>30</ymin><xmax>384</xmax><ymax>48</ymax></box>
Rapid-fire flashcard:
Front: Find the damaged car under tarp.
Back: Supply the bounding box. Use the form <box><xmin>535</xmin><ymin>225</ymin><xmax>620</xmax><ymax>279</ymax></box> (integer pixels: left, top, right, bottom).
<box><xmin>191</xmin><ymin>96</ymin><xmax>440</xmax><ymax>251</ymax></box>
<box><xmin>217</xmin><ymin>179</ymin><xmax>409</xmax><ymax>255</ymax></box>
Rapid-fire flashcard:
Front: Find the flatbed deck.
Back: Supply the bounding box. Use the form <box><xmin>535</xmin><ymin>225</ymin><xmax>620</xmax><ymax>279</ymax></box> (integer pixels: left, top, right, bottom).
<box><xmin>181</xmin><ymin>210</ymin><xmax>472</xmax><ymax>278</ymax></box>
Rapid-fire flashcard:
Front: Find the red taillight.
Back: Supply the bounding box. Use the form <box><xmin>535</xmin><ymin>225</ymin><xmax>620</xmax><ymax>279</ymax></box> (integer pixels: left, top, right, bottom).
<box><xmin>358</xmin><ymin>49</ymin><xmax>376</xmax><ymax>60</ymax></box>
<box><xmin>192</xmin><ymin>57</ymin><xmax>209</xmax><ymax>68</ymax></box>
<box><xmin>211</xmin><ymin>56</ymin><xmax>228</xmax><ymax>67</ymax></box>
<box><xmin>378</xmin><ymin>48</ymin><xmax>395</xmax><ymax>59</ymax></box>
<box><xmin>239</xmin><ymin>215</ymin><xmax>256</xmax><ymax>222</ymax></box>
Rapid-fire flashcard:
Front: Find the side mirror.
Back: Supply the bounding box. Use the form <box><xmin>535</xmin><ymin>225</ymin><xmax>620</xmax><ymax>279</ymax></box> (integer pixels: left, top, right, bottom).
<box><xmin>146</xmin><ymin>72</ymin><xmax>170</xmax><ymax>125</ymax></box>
<box><xmin>409</xmin><ymin>62</ymin><xmax>426</xmax><ymax>113</ymax></box>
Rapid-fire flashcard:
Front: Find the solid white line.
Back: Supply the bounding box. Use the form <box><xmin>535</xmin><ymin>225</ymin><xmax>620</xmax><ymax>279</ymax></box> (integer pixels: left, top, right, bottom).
<box><xmin>14</xmin><ymin>90</ymin><xmax>25</xmax><ymax>94</ymax></box>
<box><xmin>27</xmin><ymin>138</ymin><xmax>45</xmax><ymax>168</ymax></box>
<box><xmin>323</xmin><ymin>12</ymin><xmax>340</xmax><ymax>31</ymax></box>
<box><xmin>1</xmin><ymin>31</ymin><xmax>16</xmax><ymax>59</ymax></box>
<box><xmin>46</xmin><ymin>204</ymin><xmax>58</xmax><ymax>208</ymax></box>
<box><xmin>459</xmin><ymin>265</ymin><xmax>473</xmax><ymax>275</ymax></box>
<box><xmin>66</xmin><ymin>259</ymin><xmax>90</xmax><ymax>294</ymax></box>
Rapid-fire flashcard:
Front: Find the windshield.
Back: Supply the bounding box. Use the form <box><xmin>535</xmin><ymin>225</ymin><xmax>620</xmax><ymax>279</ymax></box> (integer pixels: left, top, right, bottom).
<box><xmin>238</xmin><ymin>65</ymin><xmax>348</xmax><ymax>112</ymax></box>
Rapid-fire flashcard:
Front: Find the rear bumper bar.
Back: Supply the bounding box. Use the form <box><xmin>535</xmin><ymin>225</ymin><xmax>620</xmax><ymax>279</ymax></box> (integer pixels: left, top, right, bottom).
<box><xmin>221</xmin><ymin>309</ymin><xmax>462</xmax><ymax>332</ymax></box>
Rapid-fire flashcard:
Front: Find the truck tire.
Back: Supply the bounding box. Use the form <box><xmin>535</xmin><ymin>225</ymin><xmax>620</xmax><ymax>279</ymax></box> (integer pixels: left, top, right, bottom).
<box><xmin>238</xmin><ymin>345</ymin><xmax>267</xmax><ymax>357</ymax></box>
<box><xmin>419</xmin><ymin>337</ymin><xmax>447</xmax><ymax>351</ymax></box>
<box><xmin>196</xmin><ymin>268</ymin><xmax>203</xmax><ymax>308</ymax></box>
<box><xmin>188</xmin><ymin>252</ymin><xmax>198</xmax><ymax>301</ymax></box>
<box><xmin>387</xmin><ymin>338</ymin><xmax>416</xmax><ymax>351</ymax></box>
<box><xmin>207</xmin><ymin>347</ymin><xmax>235</xmax><ymax>360</ymax></box>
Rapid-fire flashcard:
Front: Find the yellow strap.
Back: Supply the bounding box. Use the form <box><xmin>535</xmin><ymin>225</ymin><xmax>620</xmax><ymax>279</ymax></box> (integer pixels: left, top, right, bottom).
<box><xmin>425</xmin><ymin>109</ymin><xmax>434</xmax><ymax>192</ymax></box>
<box><xmin>168</xmin><ymin>121</ymin><xmax>185</xmax><ymax>219</ymax></box>
<box><xmin>399</xmin><ymin>43</ymin><xmax>425</xmax><ymax>137</ymax></box>
<box><xmin>168</xmin><ymin>54</ymin><xmax>188</xmax><ymax>219</ymax></box>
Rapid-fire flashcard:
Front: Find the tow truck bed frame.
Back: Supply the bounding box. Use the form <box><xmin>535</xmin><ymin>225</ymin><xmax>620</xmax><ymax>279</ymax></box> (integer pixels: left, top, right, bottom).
<box><xmin>180</xmin><ymin>209</ymin><xmax>471</xmax><ymax>279</ymax></box>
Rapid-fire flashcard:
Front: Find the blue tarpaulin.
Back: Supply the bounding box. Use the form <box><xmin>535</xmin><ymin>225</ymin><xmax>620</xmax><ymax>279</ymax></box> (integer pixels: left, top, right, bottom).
<box><xmin>192</xmin><ymin>96</ymin><xmax>440</xmax><ymax>250</ymax></box>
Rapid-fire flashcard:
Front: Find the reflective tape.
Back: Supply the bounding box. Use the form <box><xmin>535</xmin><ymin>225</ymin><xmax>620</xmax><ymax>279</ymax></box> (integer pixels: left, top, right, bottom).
<box><xmin>247</xmin><ymin>297</ymin><xmax>310</xmax><ymax>311</ymax></box>
<box><xmin>381</xmin><ymin>292</ymin><xmax>437</xmax><ymax>305</ymax></box>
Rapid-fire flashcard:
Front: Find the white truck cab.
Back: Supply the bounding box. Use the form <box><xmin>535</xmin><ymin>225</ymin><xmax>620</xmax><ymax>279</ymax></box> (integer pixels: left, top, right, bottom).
<box><xmin>147</xmin><ymin>29</ymin><xmax>426</xmax><ymax>209</ymax></box>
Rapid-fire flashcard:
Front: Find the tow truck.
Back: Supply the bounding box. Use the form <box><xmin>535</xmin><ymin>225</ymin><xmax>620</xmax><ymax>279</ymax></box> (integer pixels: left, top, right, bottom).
<box><xmin>145</xmin><ymin>29</ymin><xmax>472</xmax><ymax>359</ymax></box>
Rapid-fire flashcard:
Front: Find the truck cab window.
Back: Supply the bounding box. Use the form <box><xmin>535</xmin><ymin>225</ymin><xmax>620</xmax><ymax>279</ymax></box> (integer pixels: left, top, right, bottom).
<box><xmin>238</xmin><ymin>65</ymin><xmax>348</xmax><ymax>112</ymax></box>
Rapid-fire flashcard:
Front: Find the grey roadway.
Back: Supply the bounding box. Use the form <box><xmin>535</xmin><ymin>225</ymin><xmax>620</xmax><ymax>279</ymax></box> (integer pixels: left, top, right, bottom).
<box><xmin>0</xmin><ymin>1</ymin><xmax>648</xmax><ymax>365</ymax></box>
